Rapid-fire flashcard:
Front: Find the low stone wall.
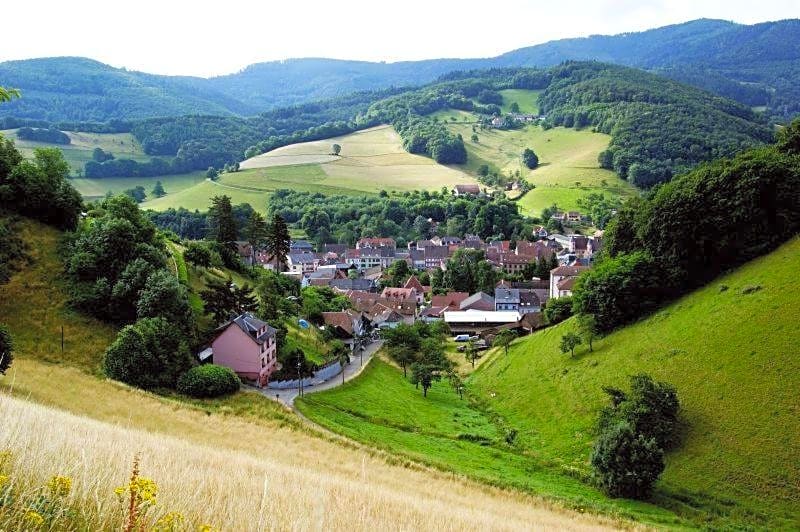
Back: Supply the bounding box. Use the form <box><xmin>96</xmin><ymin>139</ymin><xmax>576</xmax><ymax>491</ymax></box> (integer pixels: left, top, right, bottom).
<box><xmin>267</xmin><ymin>361</ymin><xmax>342</xmax><ymax>389</ymax></box>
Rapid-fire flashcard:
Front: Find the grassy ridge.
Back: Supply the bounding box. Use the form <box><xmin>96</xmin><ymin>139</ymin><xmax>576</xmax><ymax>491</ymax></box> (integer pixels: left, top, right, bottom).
<box><xmin>470</xmin><ymin>237</ymin><xmax>800</xmax><ymax>528</ymax></box>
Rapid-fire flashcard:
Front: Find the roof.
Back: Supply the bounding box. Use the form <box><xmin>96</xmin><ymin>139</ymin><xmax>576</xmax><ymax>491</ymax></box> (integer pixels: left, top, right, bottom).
<box><xmin>459</xmin><ymin>292</ymin><xmax>495</xmax><ymax>310</ymax></box>
<box><xmin>381</xmin><ymin>287</ymin><xmax>417</xmax><ymax>300</ymax></box>
<box><xmin>419</xmin><ymin>306</ymin><xmax>446</xmax><ymax>318</ymax></box>
<box><xmin>329</xmin><ymin>278</ymin><xmax>375</xmax><ymax>292</ymax></box>
<box><xmin>321</xmin><ymin>311</ymin><xmax>360</xmax><ymax>336</ymax></box>
<box><xmin>290</xmin><ymin>240</ymin><xmax>314</xmax><ymax>250</ymax></box>
<box><xmin>519</xmin><ymin>290</ymin><xmax>541</xmax><ymax>307</ymax></box>
<box><xmin>404</xmin><ymin>275</ymin><xmax>425</xmax><ymax>292</ymax></box>
<box><xmin>443</xmin><ymin>310</ymin><xmax>521</xmax><ymax>323</ymax></box>
<box><xmin>424</xmin><ymin>245</ymin><xmax>450</xmax><ymax>259</ymax></box>
<box><xmin>557</xmin><ymin>277</ymin><xmax>578</xmax><ymax>291</ymax></box>
<box><xmin>357</xmin><ymin>237</ymin><xmax>396</xmax><ymax>248</ymax></box>
<box><xmin>431</xmin><ymin>292</ymin><xmax>469</xmax><ymax>309</ymax></box>
<box><xmin>551</xmin><ymin>265</ymin><xmax>589</xmax><ymax>277</ymax></box>
<box><xmin>495</xmin><ymin>287</ymin><xmax>520</xmax><ymax>303</ymax></box>
<box><xmin>453</xmin><ymin>184</ymin><xmax>481</xmax><ymax>194</ymax></box>
<box><xmin>216</xmin><ymin>313</ymin><xmax>276</xmax><ymax>345</ymax></box>
<box><xmin>288</xmin><ymin>251</ymin><xmax>317</xmax><ymax>264</ymax></box>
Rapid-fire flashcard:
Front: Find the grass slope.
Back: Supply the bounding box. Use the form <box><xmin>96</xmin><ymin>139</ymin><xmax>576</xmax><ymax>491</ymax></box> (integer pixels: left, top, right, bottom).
<box><xmin>470</xmin><ymin>237</ymin><xmax>800</xmax><ymax>528</ymax></box>
<box><xmin>73</xmin><ymin>171</ymin><xmax>207</xmax><ymax>203</ymax></box>
<box><xmin>1</xmin><ymin>128</ymin><xmax>151</xmax><ymax>173</ymax></box>
<box><xmin>297</xmin><ymin>358</ymin><xmax>682</xmax><ymax>528</ymax></box>
<box><xmin>500</xmin><ymin>89</ymin><xmax>541</xmax><ymax>114</ymax></box>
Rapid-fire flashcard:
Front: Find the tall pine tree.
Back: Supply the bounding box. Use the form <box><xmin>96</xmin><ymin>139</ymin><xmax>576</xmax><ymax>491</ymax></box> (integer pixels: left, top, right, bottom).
<box><xmin>207</xmin><ymin>195</ymin><xmax>237</xmax><ymax>244</ymax></box>
<box><xmin>265</xmin><ymin>214</ymin><xmax>291</xmax><ymax>272</ymax></box>
<box><xmin>244</xmin><ymin>211</ymin><xmax>268</xmax><ymax>249</ymax></box>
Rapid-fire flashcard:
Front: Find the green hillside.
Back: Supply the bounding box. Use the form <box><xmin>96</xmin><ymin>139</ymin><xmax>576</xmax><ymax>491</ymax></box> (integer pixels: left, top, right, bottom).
<box><xmin>471</xmin><ymin>236</ymin><xmax>800</xmax><ymax>528</ymax></box>
<box><xmin>298</xmin><ymin>237</ymin><xmax>800</xmax><ymax>529</ymax></box>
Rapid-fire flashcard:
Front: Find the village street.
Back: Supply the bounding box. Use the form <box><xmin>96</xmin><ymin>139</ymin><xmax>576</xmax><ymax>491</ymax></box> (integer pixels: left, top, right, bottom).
<box><xmin>254</xmin><ymin>339</ymin><xmax>383</xmax><ymax>407</ymax></box>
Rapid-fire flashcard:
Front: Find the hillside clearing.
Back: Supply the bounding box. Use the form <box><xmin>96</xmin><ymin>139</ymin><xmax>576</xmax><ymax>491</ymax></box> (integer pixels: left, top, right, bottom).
<box><xmin>470</xmin><ymin>237</ymin><xmax>800</xmax><ymax>529</ymax></box>
<box><xmin>73</xmin><ymin>171</ymin><xmax>207</xmax><ymax>203</ymax></box>
<box><xmin>0</xmin><ymin>128</ymin><xmax>152</xmax><ymax>173</ymax></box>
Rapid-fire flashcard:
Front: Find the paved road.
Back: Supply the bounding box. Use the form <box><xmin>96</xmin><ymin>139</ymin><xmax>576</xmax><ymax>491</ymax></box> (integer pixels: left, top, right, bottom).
<box><xmin>254</xmin><ymin>340</ymin><xmax>383</xmax><ymax>407</ymax></box>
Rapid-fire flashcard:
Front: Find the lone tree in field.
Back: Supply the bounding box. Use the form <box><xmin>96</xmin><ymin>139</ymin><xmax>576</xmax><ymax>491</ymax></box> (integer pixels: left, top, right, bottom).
<box><xmin>151</xmin><ymin>180</ymin><xmax>166</xmax><ymax>198</ymax></box>
<box><xmin>265</xmin><ymin>214</ymin><xmax>291</xmax><ymax>272</ymax></box>
<box><xmin>389</xmin><ymin>345</ymin><xmax>416</xmax><ymax>378</ymax></box>
<box><xmin>493</xmin><ymin>329</ymin><xmax>517</xmax><ymax>356</ymax></box>
<box><xmin>522</xmin><ymin>148</ymin><xmax>539</xmax><ymax>169</ymax></box>
<box><xmin>591</xmin><ymin>421</ymin><xmax>665</xmax><ymax>499</ymax></box>
<box><xmin>464</xmin><ymin>338</ymin><xmax>480</xmax><ymax>368</ymax></box>
<box><xmin>410</xmin><ymin>338</ymin><xmax>452</xmax><ymax>397</ymax></box>
<box><xmin>577</xmin><ymin>313</ymin><xmax>598</xmax><ymax>352</ymax></box>
<box><xmin>559</xmin><ymin>332</ymin><xmax>582</xmax><ymax>357</ymax></box>
<box><xmin>206</xmin><ymin>166</ymin><xmax>219</xmax><ymax>180</ymax></box>
<box><xmin>509</xmin><ymin>102</ymin><xmax>520</xmax><ymax>113</ymax></box>
<box><xmin>471</xmin><ymin>133</ymin><xmax>479</xmax><ymax>143</ymax></box>
<box><xmin>0</xmin><ymin>324</ymin><xmax>13</xmax><ymax>375</ymax></box>
<box><xmin>331</xmin><ymin>143</ymin><xmax>341</xmax><ymax>156</ymax></box>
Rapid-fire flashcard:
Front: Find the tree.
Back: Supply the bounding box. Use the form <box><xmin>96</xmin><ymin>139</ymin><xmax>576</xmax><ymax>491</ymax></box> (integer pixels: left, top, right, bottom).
<box><xmin>493</xmin><ymin>329</ymin><xmax>517</xmax><ymax>356</ymax></box>
<box><xmin>509</xmin><ymin>102</ymin><xmax>520</xmax><ymax>113</ymax></box>
<box><xmin>559</xmin><ymin>332</ymin><xmax>582</xmax><ymax>357</ymax></box>
<box><xmin>265</xmin><ymin>214</ymin><xmax>291</xmax><ymax>271</ymax></box>
<box><xmin>103</xmin><ymin>317</ymin><xmax>194</xmax><ymax>390</ymax></box>
<box><xmin>151</xmin><ymin>180</ymin><xmax>166</xmax><ymax>198</ymax></box>
<box><xmin>544</xmin><ymin>296</ymin><xmax>573</xmax><ymax>324</ymax></box>
<box><xmin>470</xmin><ymin>133</ymin><xmax>479</xmax><ymax>143</ymax></box>
<box><xmin>183</xmin><ymin>242</ymin><xmax>213</xmax><ymax>269</ymax></box>
<box><xmin>0</xmin><ymin>324</ymin><xmax>13</xmax><ymax>375</ymax></box>
<box><xmin>522</xmin><ymin>148</ymin><xmax>539</xmax><ymax>169</ymax></box>
<box><xmin>409</xmin><ymin>338</ymin><xmax>451</xmax><ymax>397</ymax></box>
<box><xmin>243</xmin><ymin>211</ymin><xmax>268</xmax><ymax>250</ymax></box>
<box><xmin>207</xmin><ymin>195</ymin><xmax>237</xmax><ymax>244</ymax></box>
<box><xmin>591</xmin><ymin>421</ymin><xmax>665</xmax><ymax>499</ymax></box>
<box><xmin>331</xmin><ymin>143</ymin><xmax>341</xmax><ymax>156</ymax></box>
<box><xmin>464</xmin><ymin>338</ymin><xmax>480</xmax><ymax>368</ymax></box>
<box><xmin>136</xmin><ymin>270</ymin><xmax>195</xmax><ymax>336</ymax></box>
<box><xmin>124</xmin><ymin>185</ymin><xmax>146</xmax><ymax>203</ymax></box>
<box><xmin>389</xmin><ymin>345</ymin><xmax>416</xmax><ymax>378</ymax></box>
<box><xmin>206</xmin><ymin>166</ymin><xmax>219</xmax><ymax>180</ymax></box>
<box><xmin>200</xmin><ymin>276</ymin><xmax>258</xmax><ymax>324</ymax></box>
<box><xmin>577</xmin><ymin>313</ymin><xmax>598</xmax><ymax>352</ymax></box>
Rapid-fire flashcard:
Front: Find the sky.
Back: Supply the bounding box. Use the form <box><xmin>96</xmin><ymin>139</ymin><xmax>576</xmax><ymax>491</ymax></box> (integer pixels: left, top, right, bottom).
<box><xmin>2</xmin><ymin>0</ymin><xmax>797</xmax><ymax>77</ymax></box>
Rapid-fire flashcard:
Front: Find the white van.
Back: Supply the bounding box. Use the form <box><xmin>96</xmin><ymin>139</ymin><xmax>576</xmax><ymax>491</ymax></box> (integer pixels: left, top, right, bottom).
<box><xmin>453</xmin><ymin>334</ymin><xmax>470</xmax><ymax>342</ymax></box>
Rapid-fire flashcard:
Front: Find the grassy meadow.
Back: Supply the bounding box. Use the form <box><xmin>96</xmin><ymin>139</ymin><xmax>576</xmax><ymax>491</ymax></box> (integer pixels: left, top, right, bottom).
<box><xmin>72</xmin><ymin>171</ymin><xmax>207</xmax><ymax>203</ymax></box>
<box><xmin>0</xmin><ymin>218</ymin><xmax>616</xmax><ymax>531</ymax></box>
<box><xmin>438</xmin><ymin>89</ymin><xmax>637</xmax><ymax>217</ymax></box>
<box><xmin>0</xmin><ymin>128</ymin><xmax>152</xmax><ymax>173</ymax></box>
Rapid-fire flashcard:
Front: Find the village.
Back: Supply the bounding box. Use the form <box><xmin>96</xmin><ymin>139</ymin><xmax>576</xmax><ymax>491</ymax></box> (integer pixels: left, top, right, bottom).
<box><xmin>204</xmin><ymin>206</ymin><xmax>602</xmax><ymax>393</ymax></box>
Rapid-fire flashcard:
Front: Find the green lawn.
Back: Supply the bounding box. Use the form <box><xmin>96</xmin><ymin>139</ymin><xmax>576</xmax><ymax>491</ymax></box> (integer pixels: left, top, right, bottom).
<box><xmin>73</xmin><ymin>171</ymin><xmax>207</xmax><ymax>203</ymax></box>
<box><xmin>283</xmin><ymin>320</ymin><xmax>330</xmax><ymax>365</ymax></box>
<box><xmin>297</xmin><ymin>358</ymin><xmax>685</xmax><ymax>528</ymax></box>
<box><xmin>470</xmin><ymin>237</ymin><xmax>800</xmax><ymax>529</ymax></box>
<box><xmin>500</xmin><ymin>89</ymin><xmax>541</xmax><ymax>114</ymax></box>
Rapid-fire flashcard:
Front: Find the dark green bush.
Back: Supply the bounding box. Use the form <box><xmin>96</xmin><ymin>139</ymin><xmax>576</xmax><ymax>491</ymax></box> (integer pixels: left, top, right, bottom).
<box><xmin>591</xmin><ymin>421</ymin><xmax>665</xmax><ymax>499</ymax></box>
<box><xmin>543</xmin><ymin>296</ymin><xmax>573</xmax><ymax>325</ymax></box>
<box><xmin>177</xmin><ymin>364</ymin><xmax>241</xmax><ymax>398</ymax></box>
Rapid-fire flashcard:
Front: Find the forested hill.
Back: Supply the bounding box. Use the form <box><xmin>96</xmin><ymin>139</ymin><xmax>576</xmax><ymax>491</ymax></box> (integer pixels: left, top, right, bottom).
<box><xmin>0</xmin><ymin>19</ymin><xmax>798</xmax><ymax>122</ymax></box>
<box><xmin>0</xmin><ymin>57</ymin><xmax>260</xmax><ymax>121</ymax></box>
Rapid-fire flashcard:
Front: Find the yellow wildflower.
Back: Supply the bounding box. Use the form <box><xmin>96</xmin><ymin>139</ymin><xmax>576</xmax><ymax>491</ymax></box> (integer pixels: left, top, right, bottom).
<box><xmin>0</xmin><ymin>474</ymin><xmax>9</xmax><ymax>490</ymax></box>
<box><xmin>24</xmin><ymin>509</ymin><xmax>45</xmax><ymax>527</ymax></box>
<box><xmin>197</xmin><ymin>525</ymin><xmax>220</xmax><ymax>532</ymax></box>
<box><xmin>115</xmin><ymin>476</ymin><xmax>158</xmax><ymax>506</ymax></box>
<box><xmin>47</xmin><ymin>475</ymin><xmax>72</xmax><ymax>497</ymax></box>
<box><xmin>154</xmin><ymin>511</ymin><xmax>185</xmax><ymax>531</ymax></box>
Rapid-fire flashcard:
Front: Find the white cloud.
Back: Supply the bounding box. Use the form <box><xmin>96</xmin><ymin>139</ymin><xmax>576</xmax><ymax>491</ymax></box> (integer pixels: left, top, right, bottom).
<box><xmin>1</xmin><ymin>0</ymin><xmax>797</xmax><ymax>76</ymax></box>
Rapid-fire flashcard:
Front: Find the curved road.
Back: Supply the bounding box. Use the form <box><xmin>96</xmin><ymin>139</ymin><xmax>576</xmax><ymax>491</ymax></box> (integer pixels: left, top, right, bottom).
<box><xmin>252</xmin><ymin>340</ymin><xmax>383</xmax><ymax>407</ymax></box>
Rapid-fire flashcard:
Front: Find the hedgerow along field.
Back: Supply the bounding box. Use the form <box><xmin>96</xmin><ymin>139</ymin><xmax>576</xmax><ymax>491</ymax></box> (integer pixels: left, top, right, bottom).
<box><xmin>0</xmin><ymin>128</ymin><xmax>153</xmax><ymax>173</ymax></box>
<box><xmin>436</xmin><ymin>89</ymin><xmax>638</xmax><ymax>216</ymax></box>
<box><xmin>140</xmin><ymin>125</ymin><xmax>479</xmax><ymax>214</ymax></box>
<box><xmin>0</xmin><ymin>218</ymin><xmax>617</xmax><ymax>531</ymax></box>
<box><xmin>297</xmin><ymin>238</ymin><xmax>800</xmax><ymax>530</ymax></box>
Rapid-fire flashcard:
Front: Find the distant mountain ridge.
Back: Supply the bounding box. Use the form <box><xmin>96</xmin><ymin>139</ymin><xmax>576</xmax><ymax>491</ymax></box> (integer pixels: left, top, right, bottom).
<box><xmin>0</xmin><ymin>18</ymin><xmax>798</xmax><ymax>121</ymax></box>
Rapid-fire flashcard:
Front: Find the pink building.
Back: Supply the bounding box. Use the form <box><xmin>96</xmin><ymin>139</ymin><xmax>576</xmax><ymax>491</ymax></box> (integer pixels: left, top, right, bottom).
<box><xmin>211</xmin><ymin>313</ymin><xmax>277</xmax><ymax>387</ymax></box>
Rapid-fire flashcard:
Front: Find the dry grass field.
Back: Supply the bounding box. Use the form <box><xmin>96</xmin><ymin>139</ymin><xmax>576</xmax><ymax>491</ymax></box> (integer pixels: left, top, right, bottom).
<box><xmin>0</xmin><ymin>368</ymin><xmax>616</xmax><ymax>531</ymax></box>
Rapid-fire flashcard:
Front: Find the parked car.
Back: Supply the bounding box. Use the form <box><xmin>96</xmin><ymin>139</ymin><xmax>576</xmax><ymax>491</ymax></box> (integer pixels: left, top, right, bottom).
<box><xmin>454</xmin><ymin>334</ymin><xmax>470</xmax><ymax>342</ymax></box>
